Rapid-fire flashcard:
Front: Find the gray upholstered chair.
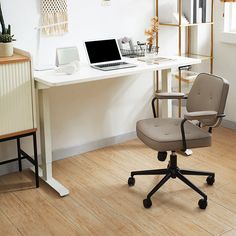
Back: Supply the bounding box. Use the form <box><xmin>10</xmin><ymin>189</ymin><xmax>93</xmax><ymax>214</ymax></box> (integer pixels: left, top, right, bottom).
<box><xmin>128</xmin><ymin>73</ymin><xmax>229</xmax><ymax>209</ymax></box>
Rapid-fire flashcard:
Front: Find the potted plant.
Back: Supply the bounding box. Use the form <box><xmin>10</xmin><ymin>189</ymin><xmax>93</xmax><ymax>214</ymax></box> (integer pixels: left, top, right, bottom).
<box><xmin>0</xmin><ymin>3</ymin><xmax>15</xmax><ymax>57</ymax></box>
<box><xmin>144</xmin><ymin>16</ymin><xmax>159</xmax><ymax>64</ymax></box>
<box><xmin>145</xmin><ymin>16</ymin><xmax>159</xmax><ymax>51</ymax></box>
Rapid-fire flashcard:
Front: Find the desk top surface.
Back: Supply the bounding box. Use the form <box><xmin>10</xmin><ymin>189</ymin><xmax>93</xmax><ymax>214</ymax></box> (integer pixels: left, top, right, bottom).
<box><xmin>34</xmin><ymin>56</ymin><xmax>201</xmax><ymax>89</ymax></box>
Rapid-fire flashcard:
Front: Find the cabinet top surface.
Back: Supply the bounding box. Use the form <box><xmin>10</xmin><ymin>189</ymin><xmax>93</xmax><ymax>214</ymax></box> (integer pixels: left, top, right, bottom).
<box><xmin>0</xmin><ymin>53</ymin><xmax>30</xmax><ymax>64</ymax></box>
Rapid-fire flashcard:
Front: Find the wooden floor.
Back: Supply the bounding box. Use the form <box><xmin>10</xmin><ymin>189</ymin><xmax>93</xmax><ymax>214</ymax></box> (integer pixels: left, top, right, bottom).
<box><xmin>1</xmin><ymin>127</ymin><xmax>236</xmax><ymax>236</ymax></box>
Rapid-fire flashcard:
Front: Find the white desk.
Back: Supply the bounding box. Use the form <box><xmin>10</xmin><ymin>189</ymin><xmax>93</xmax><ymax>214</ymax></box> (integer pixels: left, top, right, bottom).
<box><xmin>34</xmin><ymin>56</ymin><xmax>201</xmax><ymax>196</ymax></box>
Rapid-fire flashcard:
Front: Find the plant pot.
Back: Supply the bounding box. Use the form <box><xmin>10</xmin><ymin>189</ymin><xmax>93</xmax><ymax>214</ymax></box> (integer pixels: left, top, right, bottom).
<box><xmin>145</xmin><ymin>45</ymin><xmax>158</xmax><ymax>65</ymax></box>
<box><xmin>0</xmin><ymin>42</ymin><xmax>13</xmax><ymax>57</ymax></box>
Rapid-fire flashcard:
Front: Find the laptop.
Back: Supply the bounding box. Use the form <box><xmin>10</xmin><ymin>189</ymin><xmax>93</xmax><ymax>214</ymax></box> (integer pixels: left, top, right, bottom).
<box><xmin>84</xmin><ymin>39</ymin><xmax>137</xmax><ymax>71</ymax></box>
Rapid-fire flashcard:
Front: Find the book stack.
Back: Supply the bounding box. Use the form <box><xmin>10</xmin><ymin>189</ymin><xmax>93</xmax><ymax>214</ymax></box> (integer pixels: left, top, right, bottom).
<box><xmin>182</xmin><ymin>0</ymin><xmax>211</xmax><ymax>24</ymax></box>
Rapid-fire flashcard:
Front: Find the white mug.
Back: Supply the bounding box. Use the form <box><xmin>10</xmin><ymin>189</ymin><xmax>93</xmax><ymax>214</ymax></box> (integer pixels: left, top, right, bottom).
<box><xmin>55</xmin><ymin>60</ymin><xmax>80</xmax><ymax>75</ymax></box>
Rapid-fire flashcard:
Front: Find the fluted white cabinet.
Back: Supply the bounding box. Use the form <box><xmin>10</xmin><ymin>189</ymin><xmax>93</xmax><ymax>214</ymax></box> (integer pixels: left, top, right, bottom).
<box><xmin>0</xmin><ymin>48</ymin><xmax>36</xmax><ymax>139</ymax></box>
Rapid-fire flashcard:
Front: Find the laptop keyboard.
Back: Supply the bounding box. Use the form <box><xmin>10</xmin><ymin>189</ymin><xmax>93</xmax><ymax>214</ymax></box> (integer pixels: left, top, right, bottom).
<box><xmin>96</xmin><ymin>62</ymin><xmax>128</xmax><ymax>68</ymax></box>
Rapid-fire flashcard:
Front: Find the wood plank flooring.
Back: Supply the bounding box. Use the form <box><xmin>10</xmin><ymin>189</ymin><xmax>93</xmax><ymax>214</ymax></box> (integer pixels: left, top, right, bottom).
<box><xmin>0</xmin><ymin>127</ymin><xmax>236</xmax><ymax>235</ymax></box>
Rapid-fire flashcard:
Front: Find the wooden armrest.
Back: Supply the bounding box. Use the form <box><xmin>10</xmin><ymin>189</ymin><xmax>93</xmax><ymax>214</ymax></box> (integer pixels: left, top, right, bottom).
<box><xmin>184</xmin><ymin>111</ymin><xmax>217</xmax><ymax>121</ymax></box>
<box><xmin>155</xmin><ymin>92</ymin><xmax>187</xmax><ymax>99</ymax></box>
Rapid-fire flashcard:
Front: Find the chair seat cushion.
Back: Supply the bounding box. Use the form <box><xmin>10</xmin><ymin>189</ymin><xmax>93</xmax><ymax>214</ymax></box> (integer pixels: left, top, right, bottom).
<box><xmin>136</xmin><ymin>118</ymin><xmax>211</xmax><ymax>152</ymax></box>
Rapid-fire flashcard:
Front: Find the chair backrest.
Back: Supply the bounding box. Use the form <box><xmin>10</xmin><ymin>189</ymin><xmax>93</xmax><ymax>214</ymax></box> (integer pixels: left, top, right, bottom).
<box><xmin>186</xmin><ymin>73</ymin><xmax>229</xmax><ymax>127</ymax></box>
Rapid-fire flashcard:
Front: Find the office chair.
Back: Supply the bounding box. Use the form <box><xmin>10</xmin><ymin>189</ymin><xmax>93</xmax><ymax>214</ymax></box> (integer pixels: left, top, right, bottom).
<box><xmin>128</xmin><ymin>73</ymin><xmax>229</xmax><ymax>209</ymax></box>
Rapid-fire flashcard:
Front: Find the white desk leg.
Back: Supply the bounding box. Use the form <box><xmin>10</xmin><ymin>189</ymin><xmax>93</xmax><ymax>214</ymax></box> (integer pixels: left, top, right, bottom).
<box><xmin>161</xmin><ymin>69</ymin><xmax>172</xmax><ymax>118</ymax></box>
<box><xmin>36</xmin><ymin>89</ymin><xmax>69</xmax><ymax>197</ymax></box>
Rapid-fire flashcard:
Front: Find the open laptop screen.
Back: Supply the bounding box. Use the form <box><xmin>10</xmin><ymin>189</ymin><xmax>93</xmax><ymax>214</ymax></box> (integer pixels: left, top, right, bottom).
<box><xmin>85</xmin><ymin>39</ymin><xmax>121</xmax><ymax>64</ymax></box>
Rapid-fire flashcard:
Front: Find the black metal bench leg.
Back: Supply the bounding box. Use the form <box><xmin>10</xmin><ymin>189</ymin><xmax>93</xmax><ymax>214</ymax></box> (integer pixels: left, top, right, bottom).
<box><xmin>33</xmin><ymin>132</ymin><xmax>39</xmax><ymax>188</ymax></box>
<box><xmin>17</xmin><ymin>138</ymin><xmax>22</xmax><ymax>172</ymax></box>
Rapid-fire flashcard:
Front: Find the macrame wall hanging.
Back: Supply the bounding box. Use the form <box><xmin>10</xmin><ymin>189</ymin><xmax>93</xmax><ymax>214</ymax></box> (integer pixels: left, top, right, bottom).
<box><xmin>41</xmin><ymin>0</ymin><xmax>68</xmax><ymax>36</ymax></box>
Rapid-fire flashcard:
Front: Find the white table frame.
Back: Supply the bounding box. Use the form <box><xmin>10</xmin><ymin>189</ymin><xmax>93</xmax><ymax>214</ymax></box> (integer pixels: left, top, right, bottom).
<box><xmin>34</xmin><ymin>56</ymin><xmax>201</xmax><ymax>196</ymax></box>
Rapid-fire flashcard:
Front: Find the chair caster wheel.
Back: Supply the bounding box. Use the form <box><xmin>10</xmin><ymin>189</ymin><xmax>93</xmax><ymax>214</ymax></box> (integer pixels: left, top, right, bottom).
<box><xmin>143</xmin><ymin>198</ymin><xmax>152</xmax><ymax>208</ymax></box>
<box><xmin>198</xmin><ymin>199</ymin><xmax>207</xmax><ymax>209</ymax></box>
<box><xmin>128</xmin><ymin>177</ymin><xmax>135</xmax><ymax>186</ymax></box>
<box><xmin>206</xmin><ymin>175</ymin><xmax>215</xmax><ymax>185</ymax></box>
<box><xmin>158</xmin><ymin>152</ymin><xmax>167</xmax><ymax>162</ymax></box>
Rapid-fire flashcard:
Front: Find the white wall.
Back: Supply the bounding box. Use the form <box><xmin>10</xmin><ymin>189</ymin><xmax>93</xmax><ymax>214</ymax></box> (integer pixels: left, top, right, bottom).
<box><xmin>214</xmin><ymin>1</ymin><xmax>236</xmax><ymax>122</ymax></box>
<box><xmin>0</xmin><ymin>0</ymin><xmax>155</xmax><ymax>170</ymax></box>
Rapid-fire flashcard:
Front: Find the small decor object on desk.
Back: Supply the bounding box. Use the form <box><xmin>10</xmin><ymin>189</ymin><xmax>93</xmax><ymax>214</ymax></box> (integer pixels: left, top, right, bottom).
<box><xmin>55</xmin><ymin>47</ymin><xmax>80</xmax><ymax>75</ymax></box>
<box><xmin>118</xmin><ymin>37</ymin><xmax>135</xmax><ymax>57</ymax></box>
<box><xmin>118</xmin><ymin>38</ymin><xmax>146</xmax><ymax>58</ymax></box>
<box><xmin>0</xmin><ymin>3</ymin><xmax>15</xmax><ymax>57</ymax></box>
<box><xmin>145</xmin><ymin>16</ymin><xmax>159</xmax><ymax>64</ymax></box>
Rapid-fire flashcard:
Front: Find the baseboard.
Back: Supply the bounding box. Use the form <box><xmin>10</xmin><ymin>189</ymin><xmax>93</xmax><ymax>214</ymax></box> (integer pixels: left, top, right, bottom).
<box><xmin>52</xmin><ymin>131</ymin><xmax>137</xmax><ymax>161</ymax></box>
<box><xmin>222</xmin><ymin>119</ymin><xmax>236</xmax><ymax>130</ymax></box>
<box><xmin>0</xmin><ymin>131</ymin><xmax>137</xmax><ymax>176</ymax></box>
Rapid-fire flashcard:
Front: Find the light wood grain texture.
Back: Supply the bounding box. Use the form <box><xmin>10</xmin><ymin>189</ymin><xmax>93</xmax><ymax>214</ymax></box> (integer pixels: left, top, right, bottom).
<box><xmin>222</xmin><ymin>230</ymin><xmax>236</xmax><ymax>236</ymax></box>
<box><xmin>0</xmin><ymin>53</ymin><xmax>29</xmax><ymax>64</ymax></box>
<box><xmin>0</xmin><ymin>128</ymin><xmax>37</xmax><ymax>140</ymax></box>
<box><xmin>0</xmin><ymin>127</ymin><xmax>236</xmax><ymax>235</ymax></box>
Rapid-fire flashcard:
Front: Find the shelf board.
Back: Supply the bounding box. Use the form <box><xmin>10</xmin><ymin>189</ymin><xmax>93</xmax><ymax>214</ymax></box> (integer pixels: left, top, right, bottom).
<box><xmin>0</xmin><ymin>53</ymin><xmax>30</xmax><ymax>64</ymax></box>
<box><xmin>183</xmin><ymin>53</ymin><xmax>213</xmax><ymax>61</ymax></box>
<box><xmin>160</xmin><ymin>22</ymin><xmax>214</xmax><ymax>27</ymax></box>
<box><xmin>0</xmin><ymin>128</ymin><xmax>37</xmax><ymax>141</ymax></box>
<box><xmin>174</xmin><ymin>70</ymin><xmax>198</xmax><ymax>83</ymax></box>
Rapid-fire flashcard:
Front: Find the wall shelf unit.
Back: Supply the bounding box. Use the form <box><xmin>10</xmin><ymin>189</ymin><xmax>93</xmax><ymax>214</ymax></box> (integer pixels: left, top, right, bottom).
<box><xmin>155</xmin><ymin>0</ymin><xmax>214</xmax><ymax>117</ymax></box>
<box><xmin>156</xmin><ymin>0</ymin><xmax>214</xmax><ymax>72</ymax></box>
